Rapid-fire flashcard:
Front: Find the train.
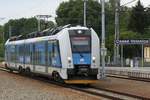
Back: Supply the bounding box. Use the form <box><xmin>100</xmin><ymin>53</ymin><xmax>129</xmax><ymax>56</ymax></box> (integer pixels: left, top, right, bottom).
<box><xmin>5</xmin><ymin>25</ymin><xmax>100</xmax><ymax>84</ymax></box>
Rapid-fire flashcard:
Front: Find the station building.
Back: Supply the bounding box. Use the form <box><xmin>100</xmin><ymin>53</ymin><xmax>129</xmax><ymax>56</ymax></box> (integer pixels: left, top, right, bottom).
<box><xmin>144</xmin><ymin>45</ymin><xmax>150</xmax><ymax>62</ymax></box>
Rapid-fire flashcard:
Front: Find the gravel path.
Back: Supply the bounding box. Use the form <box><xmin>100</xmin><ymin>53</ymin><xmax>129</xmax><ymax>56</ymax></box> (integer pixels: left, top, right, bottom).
<box><xmin>0</xmin><ymin>70</ymin><xmax>102</xmax><ymax>100</ymax></box>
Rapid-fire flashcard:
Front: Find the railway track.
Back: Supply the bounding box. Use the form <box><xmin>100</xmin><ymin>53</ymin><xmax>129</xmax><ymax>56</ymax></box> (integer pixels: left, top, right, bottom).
<box><xmin>0</xmin><ymin>67</ymin><xmax>149</xmax><ymax>100</ymax></box>
<box><xmin>107</xmin><ymin>74</ymin><xmax>150</xmax><ymax>83</ymax></box>
<box><xmin>90</xmin><ymin>86</ymin><xmax>150</xmax><ymax>100</ymax></box>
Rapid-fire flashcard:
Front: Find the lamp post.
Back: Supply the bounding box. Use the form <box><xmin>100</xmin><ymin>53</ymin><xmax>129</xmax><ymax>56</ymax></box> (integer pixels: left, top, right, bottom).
<box><xmin>114</xmin><ymin>0</ymin><xmax>120</xmax><ymax>65</ymax></box>
<box><xmin>84</xmin><ymin>0</ymin><xmax>87</xmax><ymax>27</ymax></box>
<box><xmin>101</xmin><ymin>0</ymin><xmax>106</xmax><ymax>78</ymax></box>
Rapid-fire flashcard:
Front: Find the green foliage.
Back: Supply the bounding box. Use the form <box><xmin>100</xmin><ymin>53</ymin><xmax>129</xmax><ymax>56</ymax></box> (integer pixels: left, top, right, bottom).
<box><xmin>56</xmin><ymin>0</ymin><xmax>101</xmax><ymax>35</ymax></box>
<box><xmin>128</xmin><ymin>1</ymin><xmax>148</xmax><ymax>34</ymax></box>
<box><xmin>4</xmin><ymin>17</ymin><xmax>55</xmax><ymax>40</ymax></box>
<box><xmin>0</xmin><ymin>43</ymin><xmax>4</xmax><ymax>57</ymax></box>
<box><xmin>145</xmin><ymin>7</ymin><xmax>150</xmax><ymax>33</ymax></box>
<box><xmin>0</xmin><ymin>26</ymin><xmax>4</xmax><ymax>57</ymax></box>
<box><xmin>120</xmin><ymin>31</ymin><xmax>140</xmax><ymax>39</ymax></box>
<box><xmin>0</xmin><ymin>25</ymin><xmax>3</xmax><ymax>33</ymax></box>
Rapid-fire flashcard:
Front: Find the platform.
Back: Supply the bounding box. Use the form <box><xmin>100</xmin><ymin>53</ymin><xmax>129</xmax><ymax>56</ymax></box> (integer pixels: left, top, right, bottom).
<box><xmin>105</xmin><ymin>67</ymin><xmax>150</xmax><ymax>79</ymax></box>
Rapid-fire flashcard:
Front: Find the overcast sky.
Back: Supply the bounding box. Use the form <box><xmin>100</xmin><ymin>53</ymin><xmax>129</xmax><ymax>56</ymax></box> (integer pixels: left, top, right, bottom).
<box><xmin>0</xmin><ymin>0</ymin><xmax>149</xmax><ymax>25</ymax></box>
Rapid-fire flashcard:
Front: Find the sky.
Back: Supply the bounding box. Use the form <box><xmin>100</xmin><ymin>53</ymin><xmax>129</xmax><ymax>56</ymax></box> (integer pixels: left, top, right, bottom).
<box><xmin>0</xmin><ymin>0</ymin><xmax>149</xmax><ymax>25</ymax></box>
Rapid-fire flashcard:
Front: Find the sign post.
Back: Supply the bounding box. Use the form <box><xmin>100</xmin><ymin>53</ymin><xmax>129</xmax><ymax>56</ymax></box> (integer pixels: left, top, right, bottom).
<box><xmin>115</xmin><ymin>40</ymin><xmax>149</xmax><ymax>45</ymax></box>
<box><xmin>121</xmin><ymin>44</ymin><xmax>123</xmax><ymax>67</ymax></box>
<box><xmin>142</xmin><ymin>44</ymin><xmax>144</xmax><ymax>67</ymax></box>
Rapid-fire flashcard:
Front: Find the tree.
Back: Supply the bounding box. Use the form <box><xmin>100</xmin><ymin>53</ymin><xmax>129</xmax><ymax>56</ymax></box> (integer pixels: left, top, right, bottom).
<box><xmin>146</xmin><ymin>6</ymin><xmax>150</xmax><ymax>32</ymax></box>
<box><xmin>56</xmin><ymin>0</ymin><xmax>101</xmax><ymax>35</ymax></box>
<box><xmin>4</xmin><ymin>17</ymin><xmax>55</xmax><ymax>40</ymax></box>
<box><xmin>0</xmin><ymin>25</ymin><xmax>3</xmax><ymax>32</ymax></box>
<box><xmin>0</xmin><ymin>26</ymin><xmax>4</xmax><ymax>58</ymax></box>
<box><xmin>109</xmin><ymin>0</ymin><xmax>115</xmax><ymax>10</ymax></box>
<box><xmin>128</xmin><ymin>0</ymin><xmax>147</xmax><ymax>34</ymax></box>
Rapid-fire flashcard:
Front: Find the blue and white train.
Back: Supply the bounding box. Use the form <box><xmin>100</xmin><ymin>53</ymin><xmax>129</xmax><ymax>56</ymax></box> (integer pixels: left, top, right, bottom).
<box><xmin>5</xmin><ymin>25</ymin><xmax>100</xmax><ymax>84</ymax></box>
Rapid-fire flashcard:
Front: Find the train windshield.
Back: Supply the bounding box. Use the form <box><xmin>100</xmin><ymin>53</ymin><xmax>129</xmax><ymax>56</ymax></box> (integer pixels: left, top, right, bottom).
<box><xmin>69</xmin><ymin>30</ymin><xmax>91</xmax><ymax>53</ymax></box>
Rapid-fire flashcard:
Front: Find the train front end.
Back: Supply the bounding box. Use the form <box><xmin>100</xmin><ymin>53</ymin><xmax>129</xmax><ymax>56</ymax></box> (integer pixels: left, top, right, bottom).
<box><xmin>65</xmin><ymin>27</ymin><xmax>100</xmax><ymax>84</ymax></box>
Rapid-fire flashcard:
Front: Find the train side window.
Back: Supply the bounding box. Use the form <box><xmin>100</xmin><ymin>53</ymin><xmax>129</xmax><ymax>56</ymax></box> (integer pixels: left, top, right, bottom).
<box><xmin>52</xmin><ymin>43</ymin><xmax>55</xmax><ymax>58</ymax></box>
<box><xmin>48</xmin><ymin>41</ymin><xmax>53</xmax><ymax>66</ymax></box>
<box><xmin>34</xmin><ymin>42</ymin><xmax>46</xmax><ymax>66</ymax></box>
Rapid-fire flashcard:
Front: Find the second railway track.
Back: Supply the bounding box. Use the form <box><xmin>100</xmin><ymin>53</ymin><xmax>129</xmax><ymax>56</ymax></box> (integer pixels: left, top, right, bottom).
<box><xmin>0</xmin><ymin>67</ymin><xmax>149</xmax><ymax>100</ymax></box>
<box><xmin>107</xmin><ymin>74</ymin><xmax>150</xmax><ymax>83</ymax></box>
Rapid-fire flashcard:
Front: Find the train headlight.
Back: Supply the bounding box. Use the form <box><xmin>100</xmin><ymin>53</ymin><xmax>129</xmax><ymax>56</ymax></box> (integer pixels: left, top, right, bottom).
<box><xmin>92</xmin><ymin>57</ymin><xmax>96</xmax><ymax>63</ymax></box>
<box><xmin>68</xmin><ymin>57</ymin><xmax>72</xmax><ymax>63</ymax></box>
<box><xmin>77</xmin><ymin>30</ymin><xmax>82</xmax><ymax>34</ymax></box>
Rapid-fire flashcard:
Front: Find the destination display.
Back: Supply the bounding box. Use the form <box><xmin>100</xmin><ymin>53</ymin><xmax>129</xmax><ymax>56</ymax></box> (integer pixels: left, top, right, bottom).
<box><xmin>115</xmin><ymin>40</ymin><xmax>149</xmax><ymax>45</ymax></box>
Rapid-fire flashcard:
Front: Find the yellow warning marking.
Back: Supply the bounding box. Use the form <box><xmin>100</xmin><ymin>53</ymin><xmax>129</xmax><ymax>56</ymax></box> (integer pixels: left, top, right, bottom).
<box><xmin>65</xmin><ymin>80</ymin><xmax>98</xmax><ymax>84</ymax></box>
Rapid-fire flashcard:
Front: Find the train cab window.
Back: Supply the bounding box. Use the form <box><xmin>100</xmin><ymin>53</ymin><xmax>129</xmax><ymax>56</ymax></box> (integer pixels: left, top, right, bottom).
<box><xmin>69</xmin><ymin>30</ymin><xmax>91</xmax><ymax>53</ymax></box>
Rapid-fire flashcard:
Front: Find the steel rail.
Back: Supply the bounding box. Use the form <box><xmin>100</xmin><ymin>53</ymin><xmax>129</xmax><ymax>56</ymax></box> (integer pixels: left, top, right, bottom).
<box><xmin>91</xmin><ymin>86</ymin><xmax>150</xmax><ymax>100</ymax></box>
<box><xmin>107</xmin><ymin>74</ymin><xmax>150</xmax><ymax>83</ymax></box>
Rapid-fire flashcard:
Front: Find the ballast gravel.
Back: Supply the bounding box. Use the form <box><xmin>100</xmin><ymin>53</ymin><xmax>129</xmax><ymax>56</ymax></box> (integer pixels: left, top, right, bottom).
<box><xmin>0</xmin><ymin>70</ymin><xmax>102</xmax><ymax>100</ymax></box>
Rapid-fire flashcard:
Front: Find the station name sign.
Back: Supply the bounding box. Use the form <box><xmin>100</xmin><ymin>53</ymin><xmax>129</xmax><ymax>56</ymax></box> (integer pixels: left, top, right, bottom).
<box><xmin>115</xmin><ymin>40</ymin><xmax>149</xmax><ymax>45</ymax></box>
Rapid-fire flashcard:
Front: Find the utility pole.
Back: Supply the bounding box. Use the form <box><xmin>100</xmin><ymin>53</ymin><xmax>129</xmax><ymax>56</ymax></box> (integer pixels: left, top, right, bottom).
<box><xmin>114</xmin><ymin>0</ymin><xmax>120</xmax><ymax>65</ymax></box>
<box><xmin>101</xmin><ymin>0</ymin><xmax>106</xmax><ymax>78</ymax></box>
<box><xmin>36</xmin><ymin>15</ymin><xmax>51</xmax><ymax>31</ymax></box>
<box><xmin>84</xmin><ymin>0</ymin><xmax>87</xmax><ymax>27</ymax></box>
<box><xmin>38</xmin><ymin>19</ymin><xmax>41</xmax><ymax>32</ymax></box>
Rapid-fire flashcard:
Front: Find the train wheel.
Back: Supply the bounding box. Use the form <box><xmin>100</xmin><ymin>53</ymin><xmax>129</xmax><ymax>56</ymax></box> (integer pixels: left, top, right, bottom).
<box><xmin>52</xmin><ymin>72</ymin><xmax>64</xmax><ymax>83</ymax></box>
<box><xmin>5</xmin><ymin>63</ymin><xmax>8</xmax><ymax>69</ymax></box>
<box><xmin>9</xmin><ymin>69</ymin><xmax>13</xmax><ymax>73</ymax></box>
<box><xmin>18</xmin><ymin>67</ymin><xmax>23</xmax><ymax>74</ymax></box>
<box><xmin>25</xmin><ymin>68</ymin><xmax>31</xmax><ymax>76</ymax></box>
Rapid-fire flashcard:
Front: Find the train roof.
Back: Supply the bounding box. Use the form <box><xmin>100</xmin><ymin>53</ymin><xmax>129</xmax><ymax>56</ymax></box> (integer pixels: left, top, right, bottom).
<box><xmin>7</xmin><ymin>25</ymin><xmax>89</xmax><ymax>42</ymax></box>
<box><xmin>5</xmin><ymin>25</ymin><xmax>90</xmax><ymax>45</ymax></box>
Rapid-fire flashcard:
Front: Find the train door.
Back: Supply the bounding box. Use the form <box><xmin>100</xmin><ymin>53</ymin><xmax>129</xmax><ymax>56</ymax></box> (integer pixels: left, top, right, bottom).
<box><xmin>10</xmin><ymin>45</ymin><xmax>16</xmax><ymax>69</ymax></box>
<box><xmin>52</xmin><ymin>41</ymin><xmax>62</xmax><ymax>68</ymax></box>
<box><xmin>47</xmin><ymin>40</ymin><xmax>62</xmax><ymax>74</ymax></box>
<box><xmin>5</xmin><ymin>45</ymin><xmax>10</xmax><ymax>67</ymax></box>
